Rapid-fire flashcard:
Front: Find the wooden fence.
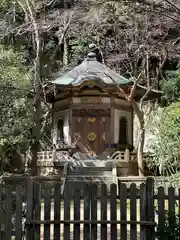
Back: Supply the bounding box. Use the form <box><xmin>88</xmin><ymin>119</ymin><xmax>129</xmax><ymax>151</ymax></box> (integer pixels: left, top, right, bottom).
<box><xmin>0</xmin><ymin>176</ymin><xmax>180</xmax><ymax>239</ymax></box>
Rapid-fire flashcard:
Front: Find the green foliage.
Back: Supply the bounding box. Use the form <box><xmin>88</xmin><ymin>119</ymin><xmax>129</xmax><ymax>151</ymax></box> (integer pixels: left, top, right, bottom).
<box><xmin>0</xmin><ymin>0</ymin><xmax>12</xmax><ymax>13</ymax></box>
<box><xmin>0</xmin><ymin>45</ymin><xmax>31</xmax><ymax>88</ymax></box>
<box><xmin>0</xmin><ymin>44</ymin><xmax>33</xmax><ymax>161</ymax></box>
<box><xmin>69</xmin><ymin>38</ymin><xmax>89</xmax><ymax>64</ymax></box>
<box><xmin>162</xmin><ymin>70</ymin><xmax>180</xmax><ymax>104</ymax></box>
<box><xmin>148</xmin><ymin>102</ymin><xmax>180</xmax><ymax>177</ymax></box>
<box><xmin>155</xmin><ymin>211</ymin><xmax>180</xmax><ymax>239</ymax></box>
<box><xmin>168</xmin><ymin>172</ymin><xmax>180</xmax><ymax>188</ymax></box>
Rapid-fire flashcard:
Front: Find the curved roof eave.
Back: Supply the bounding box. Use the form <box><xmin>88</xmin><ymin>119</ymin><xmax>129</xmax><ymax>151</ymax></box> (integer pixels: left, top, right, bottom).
<box><xmin>50</xmin><ymin>53</ymin><xmax>133</xmax><ymax>87</ymax></box>
<box><xmin>52</xmin><ymin>74</ymin><xmax>133</xmax><ymax>88</ymax></box>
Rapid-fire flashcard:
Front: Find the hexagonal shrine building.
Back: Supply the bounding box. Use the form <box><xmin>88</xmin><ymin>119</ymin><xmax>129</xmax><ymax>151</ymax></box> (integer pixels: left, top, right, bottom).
<box><xmin>41</xmin><ymin>52</ymin><xmax>160</xmax><ymax>176</ymax></box>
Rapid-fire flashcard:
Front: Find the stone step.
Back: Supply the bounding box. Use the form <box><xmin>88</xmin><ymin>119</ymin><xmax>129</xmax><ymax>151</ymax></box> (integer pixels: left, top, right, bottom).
<box><xmin>66</xmin><ymin>175</ymin><xmax>112</xmax><ymax>180</ymax></box>
<box><xmin>55</xmin><ymin>160</ymin><xmax>114</xmax><ymax>168</ymax></box>
<box><xmin>68</xmin><ymin>166</ymin><xmax>112</xmax><ymax>173</ymax></box>
<box><xmin>67</xmin><ymin>170</ymin><xmax>112</xmax><ymax>177</ymax></box>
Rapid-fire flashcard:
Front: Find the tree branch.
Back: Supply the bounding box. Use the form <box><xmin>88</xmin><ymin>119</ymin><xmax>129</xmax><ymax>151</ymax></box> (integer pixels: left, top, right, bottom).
<box><xmin>40</xmin><ymin>110</ymin><xmax>51</xmax><ymax>137</ymax></box>
<box><xmin>128</xmin><ymin>67</ymin><xmax>145</xmax><ymax>100</ymax></box>
<box><xmin>164</xmin><ymin>0</ymin><xmax>180</xmax><ymax>12</ymax></box>
<box><xmin>50</xmin><ymin>0</ymin><xmax>81</xmax><ymax>61</ymax></box>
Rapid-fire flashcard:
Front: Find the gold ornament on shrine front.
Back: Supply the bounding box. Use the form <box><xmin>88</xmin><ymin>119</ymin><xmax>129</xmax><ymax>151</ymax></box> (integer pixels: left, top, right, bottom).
<box><xmin>87</xmin><ymin>132</ymin><xmax>96</xmax><ymax>141</ymax></box>
<box><xmin>88</xmin><ymin>117</ymin><xmax>96</xmax><ymax>123</ymax></box>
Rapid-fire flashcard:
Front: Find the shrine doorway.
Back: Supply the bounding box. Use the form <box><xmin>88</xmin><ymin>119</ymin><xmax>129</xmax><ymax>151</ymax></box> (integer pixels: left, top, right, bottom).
<box><xmin>72</xmin><ymin>109</ymin><xmax>110</xmax><ymax>155</ymax></box>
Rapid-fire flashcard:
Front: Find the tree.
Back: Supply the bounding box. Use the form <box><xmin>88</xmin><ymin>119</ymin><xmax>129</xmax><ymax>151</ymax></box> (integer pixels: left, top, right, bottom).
<box><xmin>19</xmin><ymin>0</ymin><xmax>43</xmax><ymax>175</ymax></box>
<box><xmin>0</xmin><ymin>0</ymin><xmax>179</xmax><ymax>176</ymax></box>
<box><xmin>0</xmin><ymin>44</ymin><xmax>33</xmax><ymax>171</ymax></box>
<box><xmin>84</xmin><ymin>0</ymin><xmax>180</xmax><ymax>175</ymax></box>
<box><xmin>148</xmin><ymin>101</ymin><xmax>180</xmax><ymax>176</ymax></box>
<box><xmin>0</xmin><ymin>0</ymin><xmax>84</xmax><ymax>174</ymax></box>
<box><xmin>161</xmin><ymin>69</ymin><xmax>180</xmax><ymax>104</ymax></box>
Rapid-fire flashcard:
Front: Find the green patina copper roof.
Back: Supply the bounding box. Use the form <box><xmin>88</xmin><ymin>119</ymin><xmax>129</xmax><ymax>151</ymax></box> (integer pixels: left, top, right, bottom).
<box><xmin>52</xmin><ymin>52</ymin><xmax>132</xmax><ymax>86</ymax></box>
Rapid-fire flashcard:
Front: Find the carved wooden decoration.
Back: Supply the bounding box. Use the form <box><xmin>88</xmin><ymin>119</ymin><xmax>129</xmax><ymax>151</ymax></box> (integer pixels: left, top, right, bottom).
<box><xmin>74</xmin><ymin>132</ymin><xmax>81</xmax><ymax>142</ymax></box>
<box><xmin>102</xmin><ymin>132</ymin><xmax>105</xmax><ymax>141</ymax></box>
<box><xmin>101</xmin><ymin>117</ymin><xmax>106</xmax><ymax>123</ymax></box>
<box><xmin>88</xmin><ymin>117</ymin><xmax>96</xmax><ymax>123</ymax></box>
<box><xmin>72</xmin><ymin>109</ymin><xmax>110</xmax><ymax>117</ymax></box>
<box><xmin>81</xmin><ymin>97</ymin><xmax>101</xmax><ymax>104</ymax></box>
<box><xmin>81</xmin><ymin>80</ymin><xmax>95</xmax><ymax>88</ymax></box>
<box><xmin>74</xmin><ymin>132</ymin><xmax>81</xmax><ymax>141</ymax></box>
<box><xmin>87</xmin><ymin>132</ymin><xmax>96</xmax><ymax>141</ymax></box>
<box><xmin>77</xmin><ymin>117</ymin><xmax>81</xmax><ymax>123</ymax></box>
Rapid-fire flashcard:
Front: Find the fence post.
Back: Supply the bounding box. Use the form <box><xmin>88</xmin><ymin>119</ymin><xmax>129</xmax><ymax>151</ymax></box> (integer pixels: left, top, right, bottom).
<box><xmin>34</xmin><ymin>181</ymin><xmax>41</xmax><ymax>240</ymax></box>
<box><xmin>168</xmin><ymin>187</ymin><xmax>175</xmax><ymax>231</ymax></box>
<box><xmin>0</xmin><ymin>183</ymin><xmax>2</xmax><ymax>240</ymax></box>
<box><xmin>5</xmin><ymin>184</ymin><xmax>13</xmax><ymax>240</ymax></box>
<box><xmin>130</xmin><ymin>183</ymin><xmax>137</xmax><ymax>239</ymax></box>
<box><xmin>74</xmin><ymin>184</ymin><xmax>80</xmax><ymax>240</ymax></box>
<box><xmin>140</xmin><ymin>183</ymin><xmax>147</xmax><ymax>240</ymax></box>
<box><xmin>54</xmin><ymin>182</ymin><xmax>61</xmax><ymax>240</ymax></box>
<box><xmin>110</xmin><ymin>183</ymin><xmax>117</xmax><ymax>240</ymax></box>
<box><xmin>64</xmin><ymin>184</ymin><xmax>70</xmax><ymax>240</ymax></box>
<box><xmin>157</xmin><ymin>186</ymin><xmax>165</xmax><ymax>238</ymax></box>
<box><xmin>15</xmin><ymin>185</ymin><xmax>23</xmax><ymax>239</ymax></box>
<box><xmin>84</xmin><ymin>184</ymin><xmax>91</xmax><ymax>240</ymax></box>
<box><xmin>44</xmin><ymin>183</ymin><xmax>51</xmax><ymax>240</ymax></box>
<box><xmin>146</xmin><ymin>178</ymin><xmax>155</xmax><ymax>240</ymax></box>
<box><xmin>26</xmin><ymin>177</ymin><xmax>34</xmax><ymax>240</ymax></box>
<box><xmin>179</xmin><ymin>189</ymin><xmax>180</xmax><ymax>234</ymax></box>
<box><xmin>91</xmin><ymin>184</ymin><xmax>97</xmax><ymax>240</ymax></box>
<box><xmin>119</xmin><ymin>182</ymin><xmax>127</xmax><ymax>239</ymax></box>
<box><xmin>101</xmin><ymin>183</ymin><xmax>107</xmax><ymax>240</ymax></box>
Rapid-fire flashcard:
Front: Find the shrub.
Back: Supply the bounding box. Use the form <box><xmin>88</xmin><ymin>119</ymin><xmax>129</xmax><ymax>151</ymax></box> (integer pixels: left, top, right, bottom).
<box><xmin>155</xmin><ymin>211</ymin><xmax>180</xmax><ymax>239</ymax></box>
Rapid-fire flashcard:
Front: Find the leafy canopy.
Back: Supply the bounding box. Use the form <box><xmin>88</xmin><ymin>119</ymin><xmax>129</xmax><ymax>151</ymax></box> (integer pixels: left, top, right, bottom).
<box><xmin>0</xmin><ymin>44</ymin><xmax>33</xmax><ymax>159</ymax></box>
<box><xmin>162</xmin><ymin>69</ymin><xmax>180</xmax><ymax>104</ymax></box>
<box><xmin>149</xmin><ymin>102</ymin><xmax>180</xmax><ymax>175</ymax></box>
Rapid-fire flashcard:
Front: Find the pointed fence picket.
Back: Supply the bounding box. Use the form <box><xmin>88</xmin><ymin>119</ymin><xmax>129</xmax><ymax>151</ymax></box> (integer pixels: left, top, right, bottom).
<box><xmin>0</xmin><ymin>176</ymin><xmax>179</xmax><ymax>240</ymax></box>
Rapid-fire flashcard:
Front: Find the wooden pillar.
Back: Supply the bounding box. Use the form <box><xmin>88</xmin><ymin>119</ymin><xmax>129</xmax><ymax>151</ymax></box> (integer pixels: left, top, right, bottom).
<box><xmin>52</xmin><ymin>146</ymin><xmax>56</xmax><ymax>162</ymax></box>
<box><xmin>131</xmin><ymin>110</ymin><xmax>134</xmax><ymax>146</ymax></box>
<box><xmin>110</xmin><ymin>97</ymin><xmax>115</xmax><ymax>144</ymax></box>
<box><xmin>125</xmin><ymin>148</ymin><xmax>130</xmax><ymax>175</ymax></box>
<box><xmin>112</xmin><ymin>161</ymin><xmax>117</xmax><ymax>184</ymax></box>
<box><xmin>69</xmin><ymin>98</ymin><xmax>72</xmax><ymax>145</ymax></box>
<box><xmin>125</xmin><ymin>148</ymin><xmax>130</xmax><ymax>162</ymax></box>
<box><xmin>52</xmin><ymin>102</ymin><xmax>57</xmax><ymax>146</ymax></box>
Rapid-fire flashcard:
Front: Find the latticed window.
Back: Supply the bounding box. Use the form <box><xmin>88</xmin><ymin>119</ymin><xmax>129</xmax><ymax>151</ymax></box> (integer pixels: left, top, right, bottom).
<box><xmin>119</xmin><ymin>117</ymin><xmax>127</xmax><ymax>145</ymax></box>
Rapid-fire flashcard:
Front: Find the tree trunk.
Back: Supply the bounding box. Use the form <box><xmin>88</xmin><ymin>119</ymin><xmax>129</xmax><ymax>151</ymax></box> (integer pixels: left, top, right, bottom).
<box><xmin>63</xmin><ymin>37</ymin><xmax>69</xmax><ymax>66</ymax></box>
<box><xmin>63</xmin><ymin>0</ymin><xmax>69</xmax><ymax>66</ymax></box>
<box><xmin>25</xmin><ymin>0</ymin><xmax>42</xmax><ymax>175</ymax></box>
<box><xmin>30</xmin><ymin>37</ymin><xmax>41</xmax><ymax>175</ymax></box>
<box><xmin>137</xmin><ymin>127</ymin><xmax>145</xmax><ymax>176</ymax></box>
<box><xmin>131</xmin><ymin>100</ymin><xmax>145</xmax><ymax>176</ymax></box>
<box><xmin>30</xmin><ymin>84</ymin><xmax>41</xmax><ymax>175</ymax></box>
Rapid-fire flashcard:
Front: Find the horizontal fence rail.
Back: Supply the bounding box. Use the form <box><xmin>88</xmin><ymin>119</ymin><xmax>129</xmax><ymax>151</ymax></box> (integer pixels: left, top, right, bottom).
<box><xmin>0</xmin><ymin>177</ymin><xmax>179</xmax><ymax>240</ymax></box>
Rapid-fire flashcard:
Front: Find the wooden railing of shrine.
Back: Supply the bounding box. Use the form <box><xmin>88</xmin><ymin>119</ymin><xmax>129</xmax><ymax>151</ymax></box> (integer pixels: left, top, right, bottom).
<box><xmin>36</xmin><ymin>149</ymin><xmax>138</xmax><ymax>176</ymax></box>
<box><xmin>37</xmin><ymin>149</ymin><xmax>137</xmax><ymax>165</ymax></box>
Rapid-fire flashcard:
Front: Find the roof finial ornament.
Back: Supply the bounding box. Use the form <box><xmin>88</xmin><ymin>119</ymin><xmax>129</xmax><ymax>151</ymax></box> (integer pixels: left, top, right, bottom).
<box><xmin>88</xmin><ymin>43</ymin><xmax>103</xmax><ymax>63</ymax></box>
